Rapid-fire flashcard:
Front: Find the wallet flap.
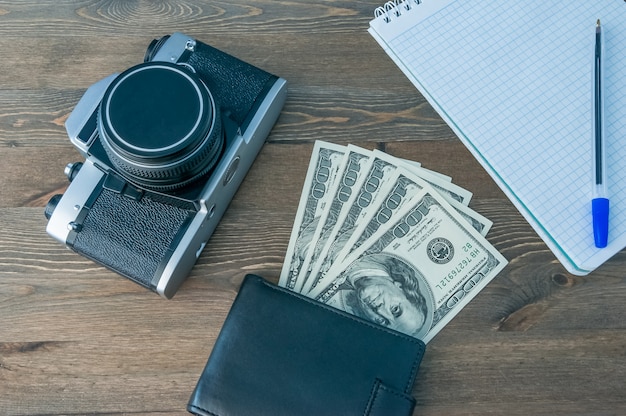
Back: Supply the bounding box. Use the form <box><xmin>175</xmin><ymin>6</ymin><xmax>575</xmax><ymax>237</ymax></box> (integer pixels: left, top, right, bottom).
<box><xmin>365</xmin><ymin>379</ymin><xmax>416</xmax><ymax>416</ymax></box>
<box><xmin>188</xmin><ymin>274</ymin><xmax>426</xmax><ymax>416</ymax></box>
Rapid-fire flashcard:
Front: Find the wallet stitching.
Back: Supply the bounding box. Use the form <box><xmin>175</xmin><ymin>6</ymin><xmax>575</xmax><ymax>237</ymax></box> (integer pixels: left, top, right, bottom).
<box><xmin>364</xmin><ymin>379</ymin><xmax>383</xmax><ymax>416</ymax></box>
<box><xmin>364</xmin><ymin>379</ymin><xmax>381</xmax><ymax>416</ymax></box>
<box><xmin>257</xmin><ymin>276</ymin><xmax>426</xmax><ymax>393</ymax></box>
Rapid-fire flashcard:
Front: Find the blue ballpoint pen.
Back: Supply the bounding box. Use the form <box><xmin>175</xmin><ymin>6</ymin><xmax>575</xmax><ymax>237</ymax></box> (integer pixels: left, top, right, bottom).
<box><xmin>592</xmin><ymin>19</ymin><xmax>609</xmax><ymax>248</ymax></box>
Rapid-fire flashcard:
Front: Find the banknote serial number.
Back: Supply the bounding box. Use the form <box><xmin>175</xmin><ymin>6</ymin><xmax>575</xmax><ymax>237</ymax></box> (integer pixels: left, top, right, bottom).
<box><xmin>435</xmin><ymin>243</ymin><xmax>481</xmax><ymax>290</ymax></box>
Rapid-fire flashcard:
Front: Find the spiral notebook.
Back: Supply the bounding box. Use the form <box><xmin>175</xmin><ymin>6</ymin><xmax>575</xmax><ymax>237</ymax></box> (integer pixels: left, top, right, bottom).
<box><xmin>368</xmin><ymin>0</ymin><xmax>626</xmax><ymax>275</ymax></box>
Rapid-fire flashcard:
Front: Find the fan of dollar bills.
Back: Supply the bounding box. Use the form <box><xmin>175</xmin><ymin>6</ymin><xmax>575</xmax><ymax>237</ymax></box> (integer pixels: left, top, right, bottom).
<box><xmin>279</xmin><ymin>141</ymin><xmax>508</xmax><ymax>343</ymax></box>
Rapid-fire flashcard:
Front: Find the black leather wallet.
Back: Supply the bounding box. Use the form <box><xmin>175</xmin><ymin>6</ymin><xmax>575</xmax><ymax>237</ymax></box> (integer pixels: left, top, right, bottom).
<box><xmin>187</xmin><ymin>274</ymin><xmax>426</xmax><ymax>416</ymax></box>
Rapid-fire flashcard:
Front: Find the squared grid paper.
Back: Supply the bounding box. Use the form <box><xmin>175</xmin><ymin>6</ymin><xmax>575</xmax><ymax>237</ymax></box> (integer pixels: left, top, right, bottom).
<box><xmin>371</xmin><ymin>0</ymin><xmax>626</xmax><ymax>272</ymax></box>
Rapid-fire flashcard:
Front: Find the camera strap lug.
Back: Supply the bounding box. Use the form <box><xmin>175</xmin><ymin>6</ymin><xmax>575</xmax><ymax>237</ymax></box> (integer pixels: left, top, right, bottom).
<box><xmin>185</xmin><ymin>39</ymin><xmax>196</xmax><ymax>52</ymax></box>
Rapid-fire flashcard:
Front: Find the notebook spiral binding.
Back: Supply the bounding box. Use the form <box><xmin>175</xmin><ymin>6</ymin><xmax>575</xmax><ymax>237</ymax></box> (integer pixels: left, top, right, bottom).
<box><xmin>374</xmin><ymin>0</ymin><xmax>421</xmax><ymax>23</ymax></box>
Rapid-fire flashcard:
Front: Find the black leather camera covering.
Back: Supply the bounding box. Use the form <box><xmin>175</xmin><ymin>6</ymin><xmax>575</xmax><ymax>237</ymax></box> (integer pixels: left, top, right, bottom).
<box><xmin>72</xmin><ymin>187</ymin><xmax>194</xmax><ymax>288</ymax></box>
<box><xmin>187</xmin><ymin>274</ymin><xmax>425</xmax><ymax>416</ymax></box>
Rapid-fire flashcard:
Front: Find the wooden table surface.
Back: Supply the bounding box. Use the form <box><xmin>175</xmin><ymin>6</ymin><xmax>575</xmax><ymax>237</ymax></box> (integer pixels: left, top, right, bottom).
<box><xmin>1</xmin><ymin>1</ymin><xmax>625</xmax><ymax>415</ymax></box>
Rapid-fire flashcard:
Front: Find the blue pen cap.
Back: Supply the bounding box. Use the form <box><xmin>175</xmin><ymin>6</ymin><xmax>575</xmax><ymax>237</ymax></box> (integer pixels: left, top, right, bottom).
<box><xmin>592</xmin><ymin>197</ymin><xmax>609</xmax><ymax>248</ymax></box>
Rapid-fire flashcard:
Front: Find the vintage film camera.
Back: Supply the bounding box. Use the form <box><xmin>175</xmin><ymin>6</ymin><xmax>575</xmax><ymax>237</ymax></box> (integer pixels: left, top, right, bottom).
<box><xmin>45</xmin><ymin>33</ymin><xmax>287</xmax><ymax>298</ymax></box>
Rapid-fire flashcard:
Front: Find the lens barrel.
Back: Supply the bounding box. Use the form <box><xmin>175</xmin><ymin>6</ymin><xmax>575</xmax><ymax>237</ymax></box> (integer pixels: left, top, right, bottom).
<box><xmin>143</xmin><ymin>35</ymin><xmax>170</xmax><ymax>62</ymax></box>
<box><xmin>98</xmin><ymin>62</ymin><xmax>223</xmax><ymax>191</ymax></box>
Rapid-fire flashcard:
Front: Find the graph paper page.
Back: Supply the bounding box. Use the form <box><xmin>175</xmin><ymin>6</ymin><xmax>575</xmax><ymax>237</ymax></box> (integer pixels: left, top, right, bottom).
<box><xmin>369</xmin><ymin>0</ymin><xmax>626</xmax><ymax>273</ymax></box>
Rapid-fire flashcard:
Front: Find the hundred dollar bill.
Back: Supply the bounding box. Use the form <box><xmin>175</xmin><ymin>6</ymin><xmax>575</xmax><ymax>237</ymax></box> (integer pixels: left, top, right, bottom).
<box><xmin>293</xmin><ymin>146</ymin><xmax>374</xmax><ymax>292</ymax></box>
<box><xmin>278</xmin><ymin>141</ymin><xmax>346</xmax><ymax>290</ymax></box>
<box><xmin>308</xmin><ymin>185</ymin><xmax>508</xmax><ymax>343</ymax></box>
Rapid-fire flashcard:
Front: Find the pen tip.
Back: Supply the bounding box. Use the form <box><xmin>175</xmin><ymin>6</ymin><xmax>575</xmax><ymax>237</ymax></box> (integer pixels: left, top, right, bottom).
<box><xmin>597</xmin><ymin>19</ymin><xmax>601</xmax><ymax>27</ymax></box>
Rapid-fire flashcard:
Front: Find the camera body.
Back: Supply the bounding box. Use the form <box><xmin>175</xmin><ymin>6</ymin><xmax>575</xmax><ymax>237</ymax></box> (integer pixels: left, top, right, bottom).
<box><xmin>45</xmin><ymin>33</ymin><xmax>287</xmax><ymax>298</ymax></box>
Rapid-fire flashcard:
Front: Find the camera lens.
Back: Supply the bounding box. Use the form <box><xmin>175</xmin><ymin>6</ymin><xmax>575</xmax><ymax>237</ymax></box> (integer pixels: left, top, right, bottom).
<box><xmin>98</xmin><ymin>61</ymin><xmax>223</xmax><ymax>191</ymax></box>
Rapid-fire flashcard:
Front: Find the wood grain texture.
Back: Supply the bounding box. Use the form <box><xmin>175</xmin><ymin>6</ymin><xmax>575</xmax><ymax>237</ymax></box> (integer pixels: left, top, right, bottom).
<box><xmin>1</xmin><ymin>1</ymin><xmax>625</xmax><ymax>415</ymax></box>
